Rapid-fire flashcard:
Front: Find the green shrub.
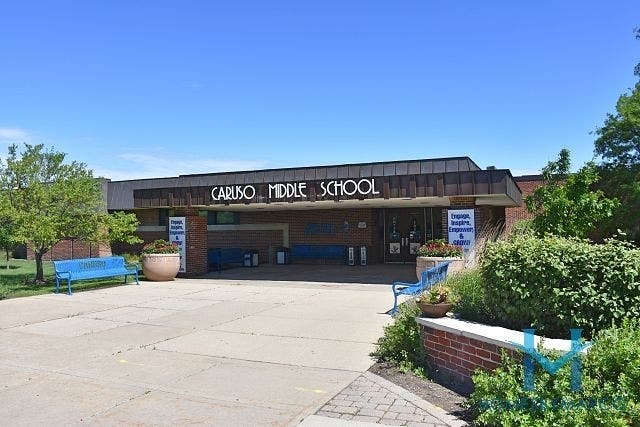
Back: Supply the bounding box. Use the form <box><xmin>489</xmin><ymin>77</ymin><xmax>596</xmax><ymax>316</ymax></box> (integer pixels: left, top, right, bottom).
<box><xmin>481</xmin><ymin>236</ymin><xmax>640</xmax><ymax>338</ymax></box>
<box><xmin>122</xmin><ymin>253</ymin><xmax>140</xmax><ymax>265</ymax></box>
<box><xmin>447</xmin><ymin>269</ymin><xmax>495</xmax><ymax>323</ymax></box>
<box><xmin>370</xmin><ymin>301</ymin><xmax>425</xmax><ymax>376</ymax></box>
<box><xmin>508</xmin><ymin>219</ymin><xmax>535</xmax><ymax>237</ymax></box>
<box><xmin>583</xmin><ymin>318</ymin><xmax>640</xmax><ymax>419</ymax></box>
<box><xmin>469</xmin><ymin>320</ymin><xmax>640</xmax><ymax>426</ymax></box>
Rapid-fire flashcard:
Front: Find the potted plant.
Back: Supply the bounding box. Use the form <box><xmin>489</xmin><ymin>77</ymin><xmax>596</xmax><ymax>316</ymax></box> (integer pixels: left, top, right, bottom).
<box><xmin>415</xmin><ymin>284</ymin><xmax>458</xmax><ymax>317</ymax></box>
<box><xmin>140</xmin><ymin>239</ymin><xmax>181</xmax><ymax>281</ymax></box>
<box><xmin>415</xmin><ymin>239</ymin><xmax>464</xmax><ymax>279</ymax></box>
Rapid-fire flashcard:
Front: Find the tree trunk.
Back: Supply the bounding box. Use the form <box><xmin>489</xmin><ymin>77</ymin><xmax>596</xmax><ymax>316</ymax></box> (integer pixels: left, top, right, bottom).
<box><xmin>5</xmin><ymin>248</ymin><xmax>9</xmax><ymax>269</ymax></box>
<box><xmin>35</xmin><ymin>251</ymin><xmax>44</xmax><ymax>283</ymax></box>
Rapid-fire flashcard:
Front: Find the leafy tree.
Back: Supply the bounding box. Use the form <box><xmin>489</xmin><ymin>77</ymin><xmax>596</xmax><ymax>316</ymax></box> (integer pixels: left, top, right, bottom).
<box><xmin>525</xmin><ymin>149</ymin><xmax>619</xmax><ymax>238</ymax></box>
<box><xmin>594</xmin><ymin>82</ymin><xmax>640</xmax><ymax>168</ymax></box>
<box><xmin>592</xmin><ymin>165</ymin><xmax>640</xmax><ymax>241</ymax></box>
<box><xmin>0</xmin><ymin>214</ymin><xmax>17</xmax><ymax>269</ymax></box>
<box><xmin>595</xmin><ymin>28</ymin><xmax>640</xmax><ymax>168</ymax></box>
<box><xmin>91</xmin><ymin>210</ymin><xmax>144</xmax><ymax>247</ymax></box>
<box><xmin>592</xmin><ymin>29</ymin><xmax>640</xmax><ymax>241</ymax></box>
<box><xmin>0</xmin><ymin>144</ymin><xmax>141</xmax><ymax>282</ymax></box>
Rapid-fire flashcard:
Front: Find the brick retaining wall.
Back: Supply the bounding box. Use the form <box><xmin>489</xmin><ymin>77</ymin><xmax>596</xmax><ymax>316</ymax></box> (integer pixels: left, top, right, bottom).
<box><xmin>416</xmin><ymin>317</ymin><xmax>575</xmax><ymax>392</ymax></box>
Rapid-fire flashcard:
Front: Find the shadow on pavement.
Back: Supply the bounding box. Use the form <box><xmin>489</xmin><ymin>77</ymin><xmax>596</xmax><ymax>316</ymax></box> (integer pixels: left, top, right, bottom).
<box><xmin>197</xmin><ymin>263</ymin><xmax>418</xmax><ymax>285</ymax></box>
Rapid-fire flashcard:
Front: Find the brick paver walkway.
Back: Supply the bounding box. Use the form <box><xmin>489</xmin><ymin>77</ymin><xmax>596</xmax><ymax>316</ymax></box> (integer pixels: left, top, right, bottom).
<box><xmin>314</xmin><ymin>372</ymin><xmax>466</xmax><ymax>426</ymax></box>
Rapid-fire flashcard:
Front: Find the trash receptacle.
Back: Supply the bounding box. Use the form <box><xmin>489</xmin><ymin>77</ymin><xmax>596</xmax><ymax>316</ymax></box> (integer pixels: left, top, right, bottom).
<box><xmin>276</xmin><ymin>247</ymin><xmax>289</xmax><ymax>265</ymax></box>
<box><xmin>244</xmin><ymin>250</ymin><xmax>259</xmax><ymax>267</ymax></box>
<box><xmin>359</xmin><ymin>246</ymin><xmax>368</xmax><ymax>266</ymax></box>
<box><xmin>346</xmin><ymin>246</ymin><xmax>357</xmax><ymax>266</ymax></box>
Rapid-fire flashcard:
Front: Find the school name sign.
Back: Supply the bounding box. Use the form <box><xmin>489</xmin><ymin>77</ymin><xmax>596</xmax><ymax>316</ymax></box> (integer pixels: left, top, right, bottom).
<box><xmin>210</xmin><ymin>178</ymin><xmax>380</xmax><ymax>202</ymax></box>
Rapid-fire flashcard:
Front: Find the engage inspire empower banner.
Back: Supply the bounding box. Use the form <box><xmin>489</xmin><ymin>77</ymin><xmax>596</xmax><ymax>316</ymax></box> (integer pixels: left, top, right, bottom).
<box><xmin>169</xmin><ymin>217</ymin><xmax>186</xmax><ymax>273</ymax></box>
<box><xmin>447</xmin><ymin>209</ymin><xmax>475</xmax><ymax>256</ymax></box>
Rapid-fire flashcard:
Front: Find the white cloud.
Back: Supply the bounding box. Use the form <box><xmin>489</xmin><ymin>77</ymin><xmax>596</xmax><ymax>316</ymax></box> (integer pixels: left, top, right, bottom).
<box><xmin>0</xmin><ymin>127</ymin><xmax>30</xmax><ymax>143</ymax></box>
<box><xmin>91</xmin><ymin>152</ymin><xmax>269</xmax><ymax>181</ymax></box>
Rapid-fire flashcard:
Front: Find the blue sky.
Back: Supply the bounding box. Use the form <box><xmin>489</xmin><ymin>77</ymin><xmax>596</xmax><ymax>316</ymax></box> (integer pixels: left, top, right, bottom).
<box><xmin>1</xmin><ymin>1</ymin><xmax>638</xmax><ymax>180</ymax></box>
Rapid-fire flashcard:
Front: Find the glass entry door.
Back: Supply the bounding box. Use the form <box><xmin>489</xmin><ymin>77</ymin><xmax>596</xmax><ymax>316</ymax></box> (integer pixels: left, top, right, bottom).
<box><xmin>384</xmin><ymin>209</ymin><xmax>425</xmax><ymax>263</ymax></box>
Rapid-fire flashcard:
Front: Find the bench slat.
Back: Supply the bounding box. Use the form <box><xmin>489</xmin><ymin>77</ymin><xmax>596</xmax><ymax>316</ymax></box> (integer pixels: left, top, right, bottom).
<box><xmin>53</xmin><ymin>256</ymin><xmax>139</xmax><ymax>295</ymax></box>
<box><xmin>290</xmin><ymin>245</ymin><xmax>346</xmax><ymax>261</ymax></box>
<box><xmin>207</xmin><ymin>248</ymin><xmax>245</xmax><ymax>272</ymax></box>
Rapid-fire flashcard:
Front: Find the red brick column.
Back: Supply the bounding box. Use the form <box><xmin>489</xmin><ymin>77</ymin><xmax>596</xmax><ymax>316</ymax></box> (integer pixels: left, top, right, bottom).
<box><xmin>172</xmin><ymin>208</ymin><xmax>207</xmax><ymax>277</ymax></box>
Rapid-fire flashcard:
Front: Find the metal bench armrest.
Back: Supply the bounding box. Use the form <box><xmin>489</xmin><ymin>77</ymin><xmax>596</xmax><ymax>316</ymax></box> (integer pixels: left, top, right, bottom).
<box><xmin>392</xmin><ymin>280</ymin><xmax>418</xmax><ymax>288</ymax></box>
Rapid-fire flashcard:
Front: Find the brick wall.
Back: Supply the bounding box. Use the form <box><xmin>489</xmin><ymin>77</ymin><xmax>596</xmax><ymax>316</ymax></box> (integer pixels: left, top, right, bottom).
<box><xmin>207</xmin><ymin>209</ymin><xmax>378</xmax><ymax>264</ymax></box>
<box><xmin>419</xmin><ymin>323</ymin><xmax>517</xmax><ymax>391</ymax></box>
<box><xmin>49</xmin><ymin>208</ymin><xmax>378</xmax><ymax>267</ymax></box>
<box><xmin>505</xmin><ymin>175</ymin><xmax>544</xmax><ymax>232</ymax></box>
<box><xmin>416</xmin><ymin>317</ymin><xmax>577</xmax><ymax>393</ymax></box>
<box><xmin>27</xmin><ymin>241</ymin><xmax>112</xmax><ymax>261</ymax></box>
<box><xmin>207</xmin><ymin>230</ymin><xmax>283</xmax><ymax>265</ymax></box>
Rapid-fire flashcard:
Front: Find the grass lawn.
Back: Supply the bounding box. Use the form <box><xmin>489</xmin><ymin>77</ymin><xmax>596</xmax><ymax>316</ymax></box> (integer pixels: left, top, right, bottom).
<box><xmin>0</xmin><ymin>258</ymin><xmax>141</xmax><ymax>299</ymax></box>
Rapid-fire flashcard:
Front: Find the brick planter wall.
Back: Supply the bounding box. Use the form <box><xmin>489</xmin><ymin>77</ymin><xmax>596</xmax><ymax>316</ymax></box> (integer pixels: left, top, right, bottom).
<box><xmin>416</xmin><ymin>317</ymin><xmax>576</xmax><ymax>393</ymax></box>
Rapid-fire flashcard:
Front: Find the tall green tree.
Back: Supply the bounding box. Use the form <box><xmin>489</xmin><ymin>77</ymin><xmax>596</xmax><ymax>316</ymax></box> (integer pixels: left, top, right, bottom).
<box><xmin>525</xmin><ymin>149</ymin><xmax>619</xmax><ymax>238</ymax></box>
<box><xmin>0</xmin><ymin>144</ymin><xmax>141</xmax><ymax>282</ymax></box>
<box><xmin>592</xmin><ymin>28</ymin><xmax>640</xmax><ymax>241</ymax></box>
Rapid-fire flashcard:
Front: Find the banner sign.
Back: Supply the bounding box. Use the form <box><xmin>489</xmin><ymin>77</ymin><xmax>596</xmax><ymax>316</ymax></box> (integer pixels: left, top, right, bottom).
<box><xmin>447</xmin><ymin>209</ymin><xmax>475</xmax><ymax>256</ymax></box>
<box><xmin>168</xmin><ymin>217</ymin><xmax>186</xmax><ymax>273</ymax></box>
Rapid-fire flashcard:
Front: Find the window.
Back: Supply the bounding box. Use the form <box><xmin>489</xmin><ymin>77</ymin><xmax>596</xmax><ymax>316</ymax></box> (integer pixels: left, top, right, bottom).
<box><xmin>159</xmin><ymin>209</ymin><xmax>171</xmax><ymax>226</ymax></box>
<box><xmin>201</xmin><ymin>210</ymin><xmax>239</xmax><ymax>225</ymax></box>
<box><xmin>216</xmin><ymin>211</ymin><xmax>236</xmax><ymax>224</ymax></box>
<box><xmin>425</xmin><ymin>208</ymin><xmax>443</xmax><ymax>240</ymax></box>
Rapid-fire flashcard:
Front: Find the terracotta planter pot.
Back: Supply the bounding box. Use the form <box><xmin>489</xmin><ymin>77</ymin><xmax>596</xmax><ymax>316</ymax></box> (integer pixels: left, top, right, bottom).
<box><xmin>416</xmin><ymin>301</ymin><xmax>452</xmax><ymax>318</ymax></box>
<box><xmin>141</xmin><ymin>253</ymin><xmax>180</xmax><ymax>281</ymax></box>
<box><xmin>416</xmin><ymin>256</ymin><xmax>464</xmax><ymax>280</ymax></box>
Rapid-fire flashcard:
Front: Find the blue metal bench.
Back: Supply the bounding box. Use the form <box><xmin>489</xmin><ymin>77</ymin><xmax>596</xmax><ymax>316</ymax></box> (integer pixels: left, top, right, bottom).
<box><xmin>53</xmin><ymin>256</ymin><xmax>139</xmax><ymax>295</ymax></box>
<box><xmin>390</xmin><ymin>261</ymin><xmax>451</xmax><ymax>315</ymax></box>
<box><xmin>208</xmin><ymin>248</ymin><xmax>244</xmax><ymax>272</ymax></box>
<box><xmin>290</xmin><ymin>244</ymin><xmax>346</xmax><ymax>263</ymax></box>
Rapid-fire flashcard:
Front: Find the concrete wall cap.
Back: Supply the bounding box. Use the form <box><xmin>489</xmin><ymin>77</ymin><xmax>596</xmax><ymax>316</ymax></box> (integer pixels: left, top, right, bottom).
<box><xmin>416</xmin><ymin>316</ymin><xmax>587</xmax><ymax>353</ymax></box>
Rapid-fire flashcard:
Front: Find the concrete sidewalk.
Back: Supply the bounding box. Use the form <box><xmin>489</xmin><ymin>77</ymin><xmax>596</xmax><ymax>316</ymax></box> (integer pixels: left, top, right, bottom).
<box><xmin>0</xmin><ymin>277</ymin><xmax>464</xmax><ymax>426</ymax></box>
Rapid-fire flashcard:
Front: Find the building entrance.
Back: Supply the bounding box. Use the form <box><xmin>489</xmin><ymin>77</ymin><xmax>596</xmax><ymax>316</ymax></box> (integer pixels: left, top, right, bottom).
<box><xmin>383</xmin><ymin>208</ymin><xmax>443</xmax><ymax>263</ymax></box>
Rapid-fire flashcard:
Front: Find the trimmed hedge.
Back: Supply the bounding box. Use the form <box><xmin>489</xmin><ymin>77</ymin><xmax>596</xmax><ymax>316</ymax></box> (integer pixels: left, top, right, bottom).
<box><xmin>481</xmin><ymin>236</ymin><xmax>640</xmax><ymax>339</ymax></box>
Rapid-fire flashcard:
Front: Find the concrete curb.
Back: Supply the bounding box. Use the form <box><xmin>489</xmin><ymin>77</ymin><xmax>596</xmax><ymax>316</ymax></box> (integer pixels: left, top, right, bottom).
<box><xmin>298</xmin><ymin>414</ymin><xmax>381</xmax><ymax>426</ymax></box>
